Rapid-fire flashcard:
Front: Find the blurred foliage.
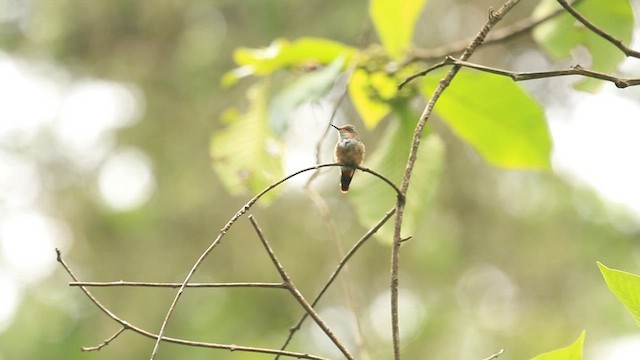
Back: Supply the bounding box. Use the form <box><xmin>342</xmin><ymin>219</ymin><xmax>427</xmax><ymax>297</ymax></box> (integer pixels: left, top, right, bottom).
<box><xmin>532</xmin><ymin>331</ymin><xmax>585</xmax><ymax>360</ymax></box>
<box><xmin>599</xmin><ymin>263</ymin><xmax>640</xmax><ymax>327</ymax></box>
<box><xmin>1</xmin><ymin>0</ymin><xmax>639</xmax><ymax>359</ymax></box>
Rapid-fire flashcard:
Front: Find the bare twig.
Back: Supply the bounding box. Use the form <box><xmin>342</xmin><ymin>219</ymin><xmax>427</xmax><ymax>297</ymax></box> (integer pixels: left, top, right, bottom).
<box><xmin>402</xmin><ymin>0</ymin><xmax>583</xmax><ymax>64</ymax></box>
<box><xmin>248</xmin><ymin>215</ymin><xmax>354</xmax><ymax>360</ymax></box>
<box><xmin>70</xmin><ymin>281</ymin><xmax>286</xmax><ymax>289</ymax></box>
<box><xmin>82</xmin><ymin>327</ymin><xmax>127</xmax><ymax>351</ymax></box>
<box><xmin>482</xmin><ymin>348</ymin><xmax>505</xmax><ymax>360</ymax></box>
<box><xmin>278</xmin><ymin>208</ymin><xmax>396</xmax><ymax>355</ymax></box>
<box><xmin>56</xmin><ymin>249</ymin><xmax>329</xmax><ymax>360</ymax></box>
<box><xmin>390</xmin><ymin>1</ymin><xmax>524</xmax><ymax>359</ymax></box>
<box><xmin>150</xmin><ymin>162</ymin><xmax>398</xmax><ymax>359</ymax></box>
<box><xmin>402</xmin><ymin>56</ymin><xmax>640</xmax><ymax>88</ymax></box>
<box><xmin>557</xmin><ymin>0</ymin><xmax>640</xmax><ymax>58</ymax></box>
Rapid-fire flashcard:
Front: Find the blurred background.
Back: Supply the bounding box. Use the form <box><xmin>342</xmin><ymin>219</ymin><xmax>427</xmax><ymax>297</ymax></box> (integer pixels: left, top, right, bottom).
<box><xmin>1</xmin><ymin>0</ymin><xmax>640</xmax><ymax>359</ymax></box>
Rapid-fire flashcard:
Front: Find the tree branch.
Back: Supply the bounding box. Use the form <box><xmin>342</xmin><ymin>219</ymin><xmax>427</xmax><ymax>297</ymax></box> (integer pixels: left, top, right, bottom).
<box><xmin>482</xmin><ymin>348</ymin><xmax>505</xmax><ymax>360</ymax></box>
<box><xmin>82</xmin><ymin>327</ymin><xmax>127</xmax><ymax>351</ymax></box>
<box><xmin>150</xmin><ymin>162</ymin><xmax>399</xmax><ymax>359</ymax></box>
<box><xmin>248</xmin><ymin>215</ymin><xmax>354</xmax><ymax>360</ymax></box>
<box><xmin>390</xmin><ymin>1</ymin><xmax>523</xmax><ymax>359</ymax></box>
<box><xmin>277</xmin><ymin>207</ymin><xmax>396</xmax><ymax>356</ymax></box>
<box><xmin>556</xmin><ymin>0</ymin><xmax>640</xmax><ymax>58</ymax></box>
<box><xmin>402</xmin><ymin>0</ymin><xmax>583</xmax><ymax>64</ymax></box>
<box><xmin>70</xmin><ymin>281</ymin><xmax>286</xmax><ymax>289</ymax></box>
<box><xmin>56</xmin><ymin>249</ymin><xmax>330</xmax><ymax>360</ymax></box>
<box><xmin>402</xmin><ymin>56</ymin><xmax>640</xmax><ymax>89</ymax></box>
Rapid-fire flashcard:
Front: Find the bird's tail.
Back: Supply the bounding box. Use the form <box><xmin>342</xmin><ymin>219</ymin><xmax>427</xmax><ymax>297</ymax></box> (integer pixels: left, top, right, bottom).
<box><xmin>340</xmin><ymin>167</ymin><xmax>355</xmax><ymax>193</ymax></box>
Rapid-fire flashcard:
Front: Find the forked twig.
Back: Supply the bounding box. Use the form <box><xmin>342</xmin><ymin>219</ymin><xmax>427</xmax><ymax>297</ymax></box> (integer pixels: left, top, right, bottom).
<box><xmin>249</xmin><ymin>215</ymin><xmax>355</xmax><ymax>359</ymax></box>
<box><xmin>150</xmin><ymin>163</ymin><xmax>399</xmax><ymax>359</ymax></box>
<box><xmin>56</xmin><ymin>249</ymin><xmax>329</xmax><ymax>360</ymax></box>
<box><xmin>277</xmin><ymin>207</ymin><xmax>396</xmax><ymax>356</ymax></box>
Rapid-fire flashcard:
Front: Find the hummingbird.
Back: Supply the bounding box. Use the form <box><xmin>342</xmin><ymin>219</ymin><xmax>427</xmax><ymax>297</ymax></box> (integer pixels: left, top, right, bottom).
<box><xmin>331</xmin><ymin>124</ymin><xmax>365</xmax><ymax>193</ymax></box>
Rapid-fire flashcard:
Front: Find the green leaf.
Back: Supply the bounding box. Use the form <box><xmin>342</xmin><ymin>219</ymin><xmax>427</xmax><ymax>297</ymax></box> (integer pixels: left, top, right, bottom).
<box><xmin>269</xmin><ymin>57</ymin><xmax>345</xmax><ymax>135</ymax></box>
<box><xmin>369</xmin><ymin>0</ymin><xmax>429</xmax><ymax>59</ymax></box>
<box><xmin>210</xmin><ymin>82</ymin><xmax>284</xmax><ymax>204</ymax></box>
<box><xmin>349</xmin><ymin>104</ymin><xmax>444</xmax><ymax>242</ymax></box>
<box><xmin>533</xmin><ymin>0</ymin><xmax>634</xmax><ymax>92</ymax></box>
<box><xmin>531</xmin><ymin>331</ymin><xmax>585</xmax><ymax>360</ymax></box>
<box><xmin>348</xmin><ymin>68</ymin><xmax>398</xmax><ymax>129</ymax></box>
<box><xmin>421</xmin><ymin>68</ymin><xmax>551</xmax><ymax>169</ymax></box>
<box><xmin>598</xmin><ymin>262</ymin><xmax>640</xmax><ymax>326</ymax></box>
<box><xmin>221</xmin><ymin>38</ymin><xmax>357</xmax><ymax>86</ymax></box>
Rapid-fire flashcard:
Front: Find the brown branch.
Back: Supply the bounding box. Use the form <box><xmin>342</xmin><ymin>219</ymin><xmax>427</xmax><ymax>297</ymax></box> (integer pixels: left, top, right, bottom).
<box><xmin>82</xmin><ymin>327</ymin><xmax>127</xmax><ymax>351</ymax></box>
<box><xmin>150</xmin><ymin>162</ymin><xmax>398</xmax><ymax>359</ymax></box>
<box><xmin>557</xmin><ymin>0</ymin><xmax>640</xmax><ymax>58</ymax></box>
<box><xmin>248</xmin><ymin>215</ymin><xmax>354</xmax><ymax>360</ymax></box>
<box><xmin>482</xmin><ymin>348</ymin><xmax>505</xmax><ymax>360</ymax></box>
<box><xmin>403</xmin><ymin>0</ymin><xmax>583</xmax><ymax>64</ymax></box>
<box><xmin>390</xmin><ymin>1</ymin><xmax>524</xmax><ymax>359</ymax></box>
<box><xmin>70</xmin><ymin>281</ymin><xmax>286</xmax><ymax>289</ymax></box>
<box><xmin>55</xmin><ymin>249</ymin><xmax>330</xmax><ymax>360</ymax></box>
<box><xmin>404</xmin><ymin>56</ymin><xmax>640</xmax><ymax>88</ymax></box>
<box><xmin>277</xmin><ymin>207</ymin><xmax>396</xmax><ymax>356</ymax></box>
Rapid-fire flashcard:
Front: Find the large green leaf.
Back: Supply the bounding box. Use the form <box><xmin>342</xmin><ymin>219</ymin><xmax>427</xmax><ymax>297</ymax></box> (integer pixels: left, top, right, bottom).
<box><xmin>349</xmin><ymin>104</ymin><xmax>444</xmax><ymax>242</ymax></box>
<box><xmin>531</xmin><ymin>331</ymin><xmax>585</xmax><ymax>360</ymax></box>
<box><xmin>421</xmin><ymin>69</ymin><xmax>551</xmax><ymax>170</ymax></box>
<box><xmin>598</xmin><ymin>262</ymin><xmax>640</xmax><ymax>326</ymax></box>
<box><xmin>210</xmin><ymin>82</ymin><xmax>283</xmax><ymax>204</ymax></box>
<box><xmin>348</xmin><ymin>68</ymin><xmax>398</xmax><ymax>129</ymax></box>
<box><xmin>269</xmin><ymin>57</ymin><xmax>345</xmax><ymax>135</ymax></box>
<box><xmin>369</xmin><ymin>0</ymin><xmax>429</xmax><ymax>60</ymax></box>
<box><xmin>533</xmin><ymin>0</ymin><xmax>634</xmax><ymax>92</ymax></box>
<box><xmin>222</xmin><ymin>37</ymin><xmax>357</xmax><ymax>86</ymax></box>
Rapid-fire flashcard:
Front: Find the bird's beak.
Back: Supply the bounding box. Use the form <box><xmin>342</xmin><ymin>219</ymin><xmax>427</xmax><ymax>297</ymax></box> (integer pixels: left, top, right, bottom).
<box><xmin>330</xmin><ymin>124</ymin><xmax>339</xmax><ymax>130</ymax></box>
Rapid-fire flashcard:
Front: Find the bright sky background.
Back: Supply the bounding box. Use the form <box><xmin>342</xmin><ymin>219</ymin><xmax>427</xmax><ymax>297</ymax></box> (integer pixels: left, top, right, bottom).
<box><xmin>1</xmin><ymin>14</ymin><xmax>640</xmax><ymax>359</ymax></box>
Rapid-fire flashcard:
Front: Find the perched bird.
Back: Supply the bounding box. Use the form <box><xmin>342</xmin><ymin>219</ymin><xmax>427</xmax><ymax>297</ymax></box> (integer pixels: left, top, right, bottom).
<box><xmin>331</xmin><ymin>124</ymin><xmax>365</xmax><ymax>193</ymax></box>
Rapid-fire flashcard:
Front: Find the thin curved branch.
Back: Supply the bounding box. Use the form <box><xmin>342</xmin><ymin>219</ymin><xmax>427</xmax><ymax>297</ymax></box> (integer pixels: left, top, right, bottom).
<box><xmin>151</xmin><ymin>162</ymin><xmax>399</xmax><ymax>359</ymax></box>
<box><xmin>390</xmin><ymin>1</ymin><xmax>524</xmax><ymax>359</ymax></box>
<box><xmin>82</xmin><ymin>327</ymin><xmax>127</xmax><ymax>351</ymax></box>
<box><xmin>55</xmin><ymin>249</ymin><xmax>330</xmax><ymax>360</ymax></box>
<box><xmin>557</xmin><ymin>0</ymin><xmax>640</xmax><ymax>58</ymax></box>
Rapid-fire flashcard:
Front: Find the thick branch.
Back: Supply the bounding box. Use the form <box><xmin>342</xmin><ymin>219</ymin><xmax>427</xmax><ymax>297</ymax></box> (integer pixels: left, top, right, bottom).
<box><xmin>390</xmin><ymin>1</ymin><xmax>523</xmax><ymax>359</ymax></box>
